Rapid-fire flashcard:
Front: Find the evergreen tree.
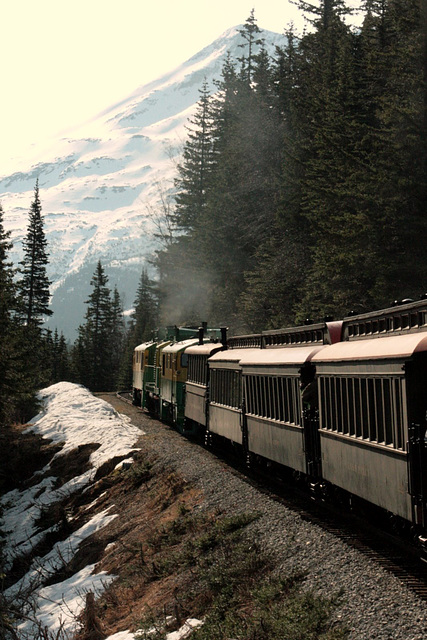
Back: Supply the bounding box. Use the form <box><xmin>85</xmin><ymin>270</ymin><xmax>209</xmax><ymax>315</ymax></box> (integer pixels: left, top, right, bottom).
<box><xmin>131</xmin><ymin>268</ymin><xmax>158</xmax><ymax>344</ymax></box>
<box><xmin>174</xmin><ymin>81</ymin><xmax>216</xmax><ymax>232</ymax></box>
<box><xmin>50</xmin><ymin>328</ymin><xmax>70</xmax><ymax>383</ymax></box>
<box><xmin>17</xmin><ymin>180</ymin><xmax>52</xmax><ymax>325</ymax></box>
<box><xmin>75</xmin><ymin>261</ymin><xmax>114</xmax><ymax>391</ymax></box>
<box><xmin>237</xmin><ymin>9</ymin><xmax>264</xmax><ymax>84</ymax></box>
<box><xmin>109</xmin><ymin>285</ymin><xmax>125</xmax><ymax>387</ymax></box>
<box><xmin>0</xmin><ymin>203</ymin><xmax>18</xmax><ymax>426</ymax></box>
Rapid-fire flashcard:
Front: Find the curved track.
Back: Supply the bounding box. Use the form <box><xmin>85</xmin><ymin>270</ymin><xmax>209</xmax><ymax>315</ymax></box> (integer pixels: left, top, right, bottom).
<box><xmin>116</xmin><ymin>390</ymin><xmax>427</xmax><ymax>601</ymax></box>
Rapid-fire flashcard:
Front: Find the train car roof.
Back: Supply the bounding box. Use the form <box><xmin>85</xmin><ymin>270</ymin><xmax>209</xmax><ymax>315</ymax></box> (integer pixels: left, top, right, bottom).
<box><xmin>208</xmin><ymin>348</ymin><xmax>262</xmax><ymax>365</ymax></box>
<box><xmin>312</xmin><ymin>332</ymin><xmax>427</xmax><ymax>362</ymax></box>
<box><xmin>238</xmin><ymin>344</ymin><xmax>327</xmax><ymax>366</ymax></box>
<box><xmin>185</xmin><ymin>343</ymin><xmax>225</xmax><ymax>356</ymax></box>
<box><xmin>134</xmin><ymin>341</ymin><xmax>155</xmax><ymax>352</ymax></box>
<box><xmin>162</xmin><ymin>338</ymin><xmax>200</xmax><ymax>354</ymax></box>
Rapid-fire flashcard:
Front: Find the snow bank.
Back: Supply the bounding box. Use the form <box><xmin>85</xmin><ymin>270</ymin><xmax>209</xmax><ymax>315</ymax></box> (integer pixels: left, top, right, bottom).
<box><xmin>104</xmin><ymin>619</ymin><xmax>203</xmax><ymax>640</ymax></box>
<box><xmin>31</xmin><ymin>381</ymin><xmax>142</xmax><ymax>469</ymax></box>
<box><xmin>0</xmin><ymin>382</ymin><xmax>142</xmax><ymax>637</ymax></box>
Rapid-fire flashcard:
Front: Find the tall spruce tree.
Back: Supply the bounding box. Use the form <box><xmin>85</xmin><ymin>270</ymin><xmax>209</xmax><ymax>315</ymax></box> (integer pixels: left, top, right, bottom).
<box><xmin>0</xmin><ymin>203</ymin><xmax>18</xmax><ymax>425</ymax></box>
<box><xmin>75</xmin><ymin>261</ymin><xmax>114</xmax><ymax>391</ymax></box>
<box><xmin>174</xmin><ymin>81</ymin><xmax>216</xmax><ymax>233</ymax></box>
<box><xmin>18</xmin><ymin>180</ymin><xmax>52</xmax><ymax>325</ymax></box>
<box><xmin>131</xmin><ymin>268</ymin><xmax>158</xmax><ymax>344</ymax></box>
<box><xmin>117</xmin><ymin>269</ymin><xmax>158</xmax><ymax>390</ymax></box>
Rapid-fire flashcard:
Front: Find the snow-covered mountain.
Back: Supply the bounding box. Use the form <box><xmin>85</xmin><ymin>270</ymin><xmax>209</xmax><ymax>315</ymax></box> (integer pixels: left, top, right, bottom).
<box><xmin>0</xmin><ymin>26</ymin><xmax>285</xmax><ymax>339</ymax></box>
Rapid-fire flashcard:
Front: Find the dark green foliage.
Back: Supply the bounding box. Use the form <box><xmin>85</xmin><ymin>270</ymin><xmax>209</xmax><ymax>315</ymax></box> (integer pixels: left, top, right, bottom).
<box><xmin>135</xmin><ymin>509</ymin><xmax>347</xmax><ymax>640</ymax></box>
<box><xmin>72</xmin><ymin>261</ymin><xmax>124</xmax><ymax>392</ymax></box>
<box><xmin>131</xmin><ymin>268</ymin><xmax>159</xmax><ymax>344</ymax></box>
<box><xmin>17</xmin><ymin>180</ymin><xmax>52</xmax><ymax>326</ymax></box>
<box><xmin>156</xmin><ymin>3</ymin><xmax>427</xmax><ymax>329</ymax></box>
<box><xmin>117</xmin><ymin>268</ymin><xmax>159</xmax><ymax>389</ymax></box>
<box><xmin>0</xmin><ymin>202</ymin><xmax>50</xmax><ymax>425</ymax></box>
<box><xmin>0</xmin><ymin>203</ymin><xmax>17</xmax><ymax>426</ymax></box>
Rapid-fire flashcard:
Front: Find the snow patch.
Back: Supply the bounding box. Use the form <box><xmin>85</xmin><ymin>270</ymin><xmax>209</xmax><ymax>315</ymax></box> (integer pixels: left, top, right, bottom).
<box><xmin>0</xmin><ymin>382</ymin><xmax>143</xmax><ymax>636</ymax></box>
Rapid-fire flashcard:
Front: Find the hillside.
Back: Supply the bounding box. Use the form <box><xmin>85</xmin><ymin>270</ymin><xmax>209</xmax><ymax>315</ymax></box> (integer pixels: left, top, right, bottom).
<box><xmin>0</xmin><ymin>26</ymin><xmax>285</xmax><ymax>339</ymax></box>
<box><xmin>2</xmin><ymin>384</ymin><xmax>427</xmax><ymax>639</ymax></box>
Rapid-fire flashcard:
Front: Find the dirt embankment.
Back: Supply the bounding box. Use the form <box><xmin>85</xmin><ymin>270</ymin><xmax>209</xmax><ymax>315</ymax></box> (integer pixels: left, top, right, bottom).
<box><xmin>1</xmin><ymin>394</ymin><xmax>350</xmax><ymax>640</ymax></box>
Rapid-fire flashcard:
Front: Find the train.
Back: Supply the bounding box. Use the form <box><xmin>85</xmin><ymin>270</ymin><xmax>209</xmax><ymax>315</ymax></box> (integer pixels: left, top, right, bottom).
<box><xmin>132</xmin><ymin>299</ymin><xmax>427</xmax><ymax>543</ymax></box>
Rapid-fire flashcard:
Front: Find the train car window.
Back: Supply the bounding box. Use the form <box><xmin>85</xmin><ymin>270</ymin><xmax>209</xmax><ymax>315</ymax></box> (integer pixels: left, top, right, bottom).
<box><xmin>367</xmin><ymin>379</ymin><xmax>376</xmax><ymax>441</ymax></box>
<box><xmin>285</xmin><ymin>378</ymin><xmax>290</xmax><ymax>423</ymax></box>
<box><xmin>359</xmin><ymin>378</ymin><xmax>369</xmax><ymax>439</ymax></box>
<box><xmin>258</xmin><ymin>377</ymin><xmax>263</xmax><ymax>416</ymax></box>
<box><xmin>263</xmin><ymin>377</ymin><xmax>268</xmax><ymax>417</ymax></box>
<box><xmin>271</xmin><ymin>377</ymin><xmax>276</xmax><ymax>419</ymax></box>
<box><xmin>335</xmin><ymin>378</ymin><xmax>344</xmax><ymax>433</ymax></box>
<box><xmin>319</xmin><ymin>374</ymin><xmax>403</xmax><ymax>449</ymax></box>
<box><xmin>348</xmin><ymin>379</ymin><xmax>355</xmax><ymax>436</ymax></box>
<box><xmin>210</xmin><ymin>368</ymin><xmax>241</xmax><ymax>409</ymax></box>
<box><xmin>327</xmin><ymin>377</ymin><xmax>334</xmax><ymax>431</ymax></box>
<box><xmin>263</xmin><ymin>377</ymin><xmax>269</xmax><ymax>418</ymax></box>
<box><xmin>394</xmin><ymin>379</ymin><xmax>404</xmax><ymax>450</ymax></box>
<box><xmin>375</xmin><ymin>379</ymin><xmax>385</xmax><ymax>443</ymax></box>
<box><xmin>275</xmin><ymin>378</ymin><xmax>281</xmax><ymax>421</ymax></box>
<box><xmin>248</xmin><ymin>376</ymin><xmax>254</xmax><ymax>414</ymax></box>
<box><xmin>277</xmin><ymin>377</ymin><xmax>284</xmax><ymax>422</ymax></box>
<box><xmin>181</xmin><ymin>353</ymin><xmax>189</xmax><ymax>368</ymax></box>
<box><xmin>324</xmin><ymin>378</ymin><xmax>331</xmax><ymax>430</ymax></box>
<box><xmin>354</xmin><ymin>378</ymin><xmax>362</xmax><ymax>437</ymax></box>
<box><xmin>322</xmin><ymin>378</ymin><xmax>329</xmax><ymax>430</ymax></box>
<box><xmin>383</xmin><ymin>379</ymin><xmax>393</xmax><ymax>445</ymax></box>
<box><xmin>341</xmin><ymin>379</ymin><xmax>349</xmax><ymax>434</ymax></box>
<box><xmin>294</xmin><ymin>377</ymin><xmax>300</xmax><ymax>425</ymax></box>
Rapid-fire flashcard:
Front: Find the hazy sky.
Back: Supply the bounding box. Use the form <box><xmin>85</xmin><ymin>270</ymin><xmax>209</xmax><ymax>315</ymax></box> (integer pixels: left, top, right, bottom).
<box><xmin>0</xmin><ymin>1</ymin><xmax>305</xmax><ymax>162</ymax></box>
<box><xmin>0</xmin><ymin>1</ymin><xmax>362</xmax><ymax>167</ymax></box>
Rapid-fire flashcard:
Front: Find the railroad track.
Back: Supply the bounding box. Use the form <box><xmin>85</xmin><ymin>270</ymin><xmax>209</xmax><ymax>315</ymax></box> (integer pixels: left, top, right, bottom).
<box><xmin>115</xmin><ymin>390</ymin><xmax>427</xmax><ymax>602</ymax></box>
<box><xmin>243</xmin><ymin>466</ymin><xmax>427</xmax><ymax>602</ymax></box>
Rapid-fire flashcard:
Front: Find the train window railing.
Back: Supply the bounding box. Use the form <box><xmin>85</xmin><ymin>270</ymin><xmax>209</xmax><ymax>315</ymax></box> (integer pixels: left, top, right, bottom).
<box><xmin>319</xmin><ymin>375</ymin><xmax>405</xmax><ymax>451</ymax></box>
<box><xmin>244</xmin><ymin>374</ymin><xmax>301</xmax><ymax>426</ymax></box>
<box><xmin>210</xmin><ymin>368</ymin><xmax>241</xmax><ymax>409</ymax></box>
<box><xmin>410</xmin><ymin>313</ymin><xmax>419</xmax><ymax>328</ymax></box>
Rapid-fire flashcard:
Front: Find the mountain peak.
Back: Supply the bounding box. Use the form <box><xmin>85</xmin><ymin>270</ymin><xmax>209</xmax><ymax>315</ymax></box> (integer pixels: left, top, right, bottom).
<box><xmin>0</xmin><ymin>25</ymin><xmax>285</xmax><ymax>339</ymax></box>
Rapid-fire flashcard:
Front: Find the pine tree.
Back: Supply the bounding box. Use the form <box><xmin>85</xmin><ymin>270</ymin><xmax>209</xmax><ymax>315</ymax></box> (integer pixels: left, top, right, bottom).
<box><xmin>75</xmin><ymin>261</ymin><xmax>113</xmax><ymax>391</ymax></box>
<box><xmin>18</xmin><ymin>180</ymin><xmax>52</xmax><ymax>325</ymax></box>
<box><xmin>237</xmin><ymin>9</ymin><xmax>264</xmax><ymax>85</ymax></box>
<box><xmin>0</xmin><ymin>203</ymin><xmax>18</xmax><ymax>425</ymax></box>
<box><xmin>131</xmin><ymin>268</ymin><xmax>158</xmax><ymax>344</ymax></box>
<box><xmin>109</xmin><ymin>285</ymin><xmax>125</xmax><ymax>388</ymax></box>
<box><xmin>174</xmin><ymin>81</ymin><xmax>216</xmax><ymax>233</ymax></box>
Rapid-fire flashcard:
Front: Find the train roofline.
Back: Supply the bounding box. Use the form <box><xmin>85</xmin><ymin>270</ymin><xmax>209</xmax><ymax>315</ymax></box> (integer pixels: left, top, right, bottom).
<box><xmin>312</xmin><ymin>332</ymin><xmax>427</xmax><ymax>362</ymax></box>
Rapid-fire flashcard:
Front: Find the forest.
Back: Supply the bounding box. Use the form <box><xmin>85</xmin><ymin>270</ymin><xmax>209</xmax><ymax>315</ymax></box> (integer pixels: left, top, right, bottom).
<box><xmin>160</xmin><ymin>0</ymin><xmax>427</xmax><ymax>333</ymax></box>
<box><xmin>0</xmin><ymin>0</ymin><xmax>426</xmax><ymax>422</ymax></box>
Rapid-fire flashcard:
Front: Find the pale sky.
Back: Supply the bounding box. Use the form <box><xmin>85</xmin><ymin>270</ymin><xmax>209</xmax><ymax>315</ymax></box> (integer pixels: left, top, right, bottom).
<box><xmin>0</xmin><ymin>0</ymin><xmax>363</xmax><ymax>168</ymax></box>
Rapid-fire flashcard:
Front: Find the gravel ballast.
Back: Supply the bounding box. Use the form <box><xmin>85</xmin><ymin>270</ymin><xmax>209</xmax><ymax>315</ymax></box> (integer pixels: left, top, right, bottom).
<box><xmin>104</xmin><ymin>394</ymin><xmax>427</xmax><ymax>640</ymax></box>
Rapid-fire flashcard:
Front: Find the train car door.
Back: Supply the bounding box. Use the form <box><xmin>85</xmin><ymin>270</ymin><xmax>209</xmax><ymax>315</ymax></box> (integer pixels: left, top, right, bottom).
<box><xmin>300</xmin><ymin>364</ymin><xmax>322</xmax><ymax>478</ymax></box>
<box><xmin>405</xmin><ymin>356</ymin><xmax>427</xmax><ymax>531</ymax></box>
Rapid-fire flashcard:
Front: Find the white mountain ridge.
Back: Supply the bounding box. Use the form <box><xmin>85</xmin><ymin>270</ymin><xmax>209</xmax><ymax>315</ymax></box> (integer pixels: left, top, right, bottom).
<box><xmin>0</xmin><ymin>25</ymin><xmax>285</xmax><ymax>339</ymax></box>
